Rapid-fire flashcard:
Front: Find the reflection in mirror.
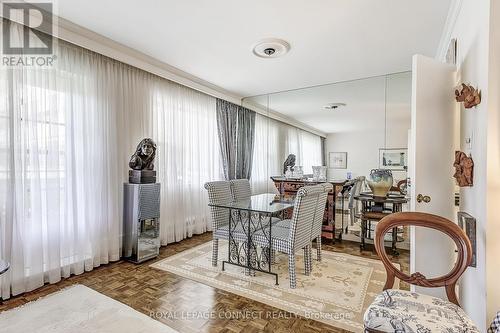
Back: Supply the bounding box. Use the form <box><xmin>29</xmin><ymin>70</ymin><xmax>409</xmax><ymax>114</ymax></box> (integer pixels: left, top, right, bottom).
<box><xmin>243</xmin><ymin>71</ymin><xmax>412</xmax><ymax>193</ymax></box>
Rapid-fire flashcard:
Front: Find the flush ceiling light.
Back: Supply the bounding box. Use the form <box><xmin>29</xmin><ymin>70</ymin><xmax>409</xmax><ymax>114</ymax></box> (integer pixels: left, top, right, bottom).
<box><xmin>323</xmin><ymin>103</ymin><xmax>347</xmax><ymax>110</ymax></box>
<box><xmin>252</xmin><ymin>38</ymin><xmax>290</xmax><ymax>58</ymax></box>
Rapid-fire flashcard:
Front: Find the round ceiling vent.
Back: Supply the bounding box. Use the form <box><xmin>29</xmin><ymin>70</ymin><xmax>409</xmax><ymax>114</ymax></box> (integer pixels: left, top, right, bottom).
<box><xmin>323</xmin><ymin>103</ymin><xmax>347</xmax><ymax>110</ymax></box>
<box><xmin>252</xmin><ymin>38</ymin><xmax>290</xmax><ymax>58</ymax></box>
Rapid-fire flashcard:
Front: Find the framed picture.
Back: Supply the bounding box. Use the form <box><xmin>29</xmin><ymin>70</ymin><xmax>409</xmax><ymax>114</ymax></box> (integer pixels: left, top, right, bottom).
<box><xmin>329</xmin><ymin>152</ymin><xmax>347</xmax><ymax>169</ymax></box>
<box><xmin>379</xmin><ymin>148</ymin><xmax>407</xmax><ymax>171</ymax></box>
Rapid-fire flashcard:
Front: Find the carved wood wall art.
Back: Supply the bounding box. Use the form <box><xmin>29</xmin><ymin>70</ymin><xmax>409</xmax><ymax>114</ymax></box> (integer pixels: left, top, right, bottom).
<box><xmin>453</xmin><ymin>151</ymin><xmax>474</xmax><ymax>187</ymax></box>
<box><xmin>455</xmin><ymin>83</ymin><xmax>481</xmax><ymax>108</ymax></box>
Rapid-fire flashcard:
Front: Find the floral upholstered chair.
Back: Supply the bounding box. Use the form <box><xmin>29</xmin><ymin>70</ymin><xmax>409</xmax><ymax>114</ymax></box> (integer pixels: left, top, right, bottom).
<box><xmin>364</xmin><ymin>212</ymin><xmax>479</xmax><ymax>333</ymax></box>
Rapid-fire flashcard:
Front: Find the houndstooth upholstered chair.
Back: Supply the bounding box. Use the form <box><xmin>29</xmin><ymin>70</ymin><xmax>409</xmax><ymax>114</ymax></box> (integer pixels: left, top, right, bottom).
<box><xmin>229</xmin><ymin>179</ymin><xmax>252</xmax><ymax>201</ymax></box>
<box><xmin>204</xmin><ymin>181</ymin><xmax>238</xmax><ymax>267</ymax></box>
<box><xmin>253</xmin><ymin>184</ymin><xmax>324</xmax><ymax>288</ymax></box>
<box><xmin>273</xmin><ymin>183</ymin><xmax>331</xmax><ymax>264</ymax></box>
<box><xmin>364</xmin><ymin>212</ymin><xmax>479</xmax><ymax>333</ymax></box>
<box><xmin>310</xmin><ymin>183</ymin><xmax>332</xmax><ymax>262</ymax></box>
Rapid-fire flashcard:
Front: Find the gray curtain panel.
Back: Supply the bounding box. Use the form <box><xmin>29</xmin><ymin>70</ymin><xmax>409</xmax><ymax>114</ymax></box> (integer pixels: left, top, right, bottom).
<box><xmin>236</xmin><ymin>106</ymin><xmax>256</xmax><ymax>179</ymax></box>
<box><xmin>216</xmin><ymin>99</ymin><xmax>256</xmax><ymax>180</ymax></box>
<box><xmin>216</xmin><ymin>99</ymin><xmax>238</xmax><ymax>180</ymax></box>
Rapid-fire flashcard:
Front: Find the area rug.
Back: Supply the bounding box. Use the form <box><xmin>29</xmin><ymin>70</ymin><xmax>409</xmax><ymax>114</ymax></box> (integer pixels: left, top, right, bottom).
<box><xmin>151</xmin><ymin>240</ymin><xmax>398</xmax><ymax>332</ymax></box>
<box><xmin>0</xmin><ymin>284</ymin><xmax>178</xmax><ymax>333</ymax></box>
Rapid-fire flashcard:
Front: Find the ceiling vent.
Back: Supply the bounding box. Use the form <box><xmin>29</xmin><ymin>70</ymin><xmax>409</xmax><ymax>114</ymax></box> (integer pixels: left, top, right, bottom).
<box><xmin>252</xmin><ymin>38</ymin><xmax>290</xmax><ymax>58</ymax></box>
<box><xmin>323</xmin><ymin>103</ymin><xmax>347</xmax><ymax>110</ymax></box>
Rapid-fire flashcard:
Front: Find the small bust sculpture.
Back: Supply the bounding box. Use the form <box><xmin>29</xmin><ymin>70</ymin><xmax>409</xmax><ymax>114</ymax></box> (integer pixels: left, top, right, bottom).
<box><xmin>129</xmin><ymin>138</ymin><xmax>157</xmax><ymax>170</ymax></box>
<box><xmin>283</xmin><ymin>154</ymin><xmax>296</xmax><ymax>175</ymax></box>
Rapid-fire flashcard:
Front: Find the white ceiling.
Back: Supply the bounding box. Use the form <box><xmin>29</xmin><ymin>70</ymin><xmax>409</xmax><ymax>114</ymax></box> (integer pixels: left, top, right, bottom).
<box><xmin>243</xmin><ymin>72</ymin><xmax>412</xmax><ymax>134</ymax></box>
<box><xmin>56</xmin><ymin>0</ymin><xmax>451</xmax><ymax>98</ymax></box>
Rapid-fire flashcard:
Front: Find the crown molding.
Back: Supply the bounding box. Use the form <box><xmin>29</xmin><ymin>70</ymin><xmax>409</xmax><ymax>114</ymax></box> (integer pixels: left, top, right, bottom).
<box><xmin>55</xmin><ymin>17</ymin><xmax>245</xmax><ymax>105</ymax></box>
<box><xmin>435</xmin><ymin>0</ymin><xmax>464</xmax><ymax>61</ymax></box>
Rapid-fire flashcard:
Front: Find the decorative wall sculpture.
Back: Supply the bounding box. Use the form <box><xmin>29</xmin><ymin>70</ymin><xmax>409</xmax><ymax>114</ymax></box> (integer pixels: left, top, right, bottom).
<box><xmin>453</xmin><ymin>151</ymin><xmax>474</xmax><ymax>187</ymax></box>
<box><xmin>455</xmin><ymin>83</ymin><xmax>481</xmax><ymax>109</ymax></box>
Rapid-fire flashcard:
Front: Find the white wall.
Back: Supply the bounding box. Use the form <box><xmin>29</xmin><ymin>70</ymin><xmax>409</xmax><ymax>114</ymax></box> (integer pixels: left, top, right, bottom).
<box><xmin>486</xmin><ymin>0</ymin><xmax>500</xmax><ymax>323</ymax></box>
<box><xmin>439</xmin><ymin>0</ymin><xmax>500</xmax><ymax>329</ymax></box>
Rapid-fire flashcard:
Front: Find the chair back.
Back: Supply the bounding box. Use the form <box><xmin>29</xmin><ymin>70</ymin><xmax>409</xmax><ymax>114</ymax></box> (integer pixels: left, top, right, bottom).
<box><xmin>375</xmin><ymin>212</ymin><xmax>473</xmax><ymax>306</ymax></box>
<box><xmin>347</xmin><ymin>177</ymin><xmax>359</xmax><ymax>209</ymax></box>
<box><xmin>289</xmin><ymin>184</ymin><xmax>324</xmax><ymax>251</ymax></box>
<box><xmin>348</xmin><ymin>176</ymin><xmax>365</xmax><ymax>208</ymax></box>
<box><xmin>204</xmin><ymin>181</ymin><xmax>232</xmax><ymax>231</ymax></box>
<box><xmin>229</xmin><ymin>179</ymin><xmax>252</xmax><ymax>201</ymax></box>
<box><xmin>311</xmin><ymin>183</ymin><xmax>333</xmax><ymax>239</ymax></box>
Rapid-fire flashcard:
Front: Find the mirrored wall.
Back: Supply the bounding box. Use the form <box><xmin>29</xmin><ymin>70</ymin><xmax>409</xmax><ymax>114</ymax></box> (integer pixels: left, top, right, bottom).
<box><xmin>242</xmin><ymin>71</ymin><xmax>412</xmax><ymax>194</ymax></box>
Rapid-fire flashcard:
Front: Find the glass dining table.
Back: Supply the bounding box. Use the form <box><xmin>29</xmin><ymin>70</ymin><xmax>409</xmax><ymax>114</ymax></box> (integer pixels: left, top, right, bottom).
<box><xmin>209</xmin><ymin>193</ymin><xmax>293</xmax><ymax>285</ymax></box>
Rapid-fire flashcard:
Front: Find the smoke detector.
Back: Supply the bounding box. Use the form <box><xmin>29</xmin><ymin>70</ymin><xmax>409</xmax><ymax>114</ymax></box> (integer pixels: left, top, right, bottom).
<box><xmin>252</xmin><ymin>38</ymin><xmax>290</xmax><ymax>58</ymax></box>
<box><xmin>323</xmin><ymin>103</ymin><xmax>346</xmax><ymax>110</ymax></box>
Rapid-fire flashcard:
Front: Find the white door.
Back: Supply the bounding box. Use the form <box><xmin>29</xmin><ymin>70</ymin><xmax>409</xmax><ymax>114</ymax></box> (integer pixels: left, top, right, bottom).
<box><xmin>409</xmin><ymin>54</ymin><xmax>458</xmax><ymax>299</ymax></box>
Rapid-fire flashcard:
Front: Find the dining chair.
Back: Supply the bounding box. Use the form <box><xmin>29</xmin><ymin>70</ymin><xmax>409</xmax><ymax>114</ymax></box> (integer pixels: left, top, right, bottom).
<box><xmin>348</xmin><ymin>176</ymin><xmax>364</xmax><ymax>227</ymax></box>
<box><xmin>364</xmin><ymin>212</ymin><xmax>479</xmax><ymax>333</ymax></box>
<box><xmin>253</xmin><ymin>184</ymin><xmax>323</xmax><ymax>288</ymax></box>
<box><xmin>272</xmin><ymin>183</ymin><xmax>331</xmax><ymax>263</ymax></box>
<box><xmin>229</xmin><ymin>179</ymin><xmax>252</xmax><ymax>201</ymax></box>
<box><xmin>310</xmin><ymin>183</ymin><xmax>332</xmax><ymax>262</ymax></box>
<box><xmin>204</xmin><ymin>180</ymin><xmax>238</xmax><ymax>267</ymax></box>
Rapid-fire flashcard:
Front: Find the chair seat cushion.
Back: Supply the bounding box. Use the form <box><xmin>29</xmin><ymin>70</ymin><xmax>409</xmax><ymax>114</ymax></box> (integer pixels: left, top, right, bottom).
<box><xmin>364</xmin><ymin>289</ymin><xmax>479</xmax><ymax>333</ymax></box>
<box><xmin>272</xmin><ymin>219</ymin><xmax>291</xmax><ymax>229</ymax></box>
<box><xmin>213</xmin><ymin>224</ymin><xmax>247</xmax><ymax>242</ymax></box>
<box><xmin>252</xmin><ymin>225</ymin><xmax>291</xmax><ymax>252</ymax></box>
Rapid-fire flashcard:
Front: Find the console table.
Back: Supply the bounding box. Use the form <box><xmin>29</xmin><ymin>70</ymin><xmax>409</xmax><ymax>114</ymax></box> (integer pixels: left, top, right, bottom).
<box><xmin>271</xmin><ymin>177</ymin><xmax>346</xmax><ymax>243</ymax></box>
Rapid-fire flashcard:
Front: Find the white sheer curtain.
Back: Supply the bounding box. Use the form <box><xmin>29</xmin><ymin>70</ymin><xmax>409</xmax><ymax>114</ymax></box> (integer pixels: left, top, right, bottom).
<box><xmin>250</xmin><ymin>114</ymin><xmax>281</xmax><ymax>194</ymax></box>
<box><xmin>0</xmin><ymin>26</ymin><xmax>125</xmax><ymax>298</ymax></box>
<box><xmin>0</xmin><ymin>22</ymin><xmax>221</xmax><ymax>298</ymax></box>
<box><xmin>151</xmin><ymin>82</ymin><xmax>222</xmax><ymax>244</ymax></box>
<box><xmin>250</xmin><ymin>113</ymin><xmax>323</xmax><ymax>194</ymax></box>
<box><xmin>297</xmin><ymin>130</ymin><xmax>322</xmax><ymax>174</ymax></box>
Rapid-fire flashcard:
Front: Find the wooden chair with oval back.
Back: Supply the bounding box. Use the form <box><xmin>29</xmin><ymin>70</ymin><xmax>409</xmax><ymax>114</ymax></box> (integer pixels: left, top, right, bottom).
<box><xmin>363</xmin><ymin>212</ymin><xmax>479</xmax><ymax>333</ymax></box>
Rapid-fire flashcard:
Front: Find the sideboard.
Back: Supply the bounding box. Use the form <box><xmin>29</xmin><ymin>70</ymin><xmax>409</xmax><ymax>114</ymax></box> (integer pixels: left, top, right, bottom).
<box><xmin>271</xmin><ymin>177</ymin><xmax>346</xmax><ymax>243</ymax></box>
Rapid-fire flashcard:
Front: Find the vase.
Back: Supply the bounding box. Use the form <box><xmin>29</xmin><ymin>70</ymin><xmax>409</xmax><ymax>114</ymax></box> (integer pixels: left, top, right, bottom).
<box><xmin>285</xmin><ymin>166</ymin><xmax>293</xmax><ymax>178</ymax></box>
<box><xmin>292</xmin><ymin>165</ymin><xmax>304</xmax><ymax>178</ymax></box>
<box><xmin>312</xmin><ymin>166</ymin><xmax>327</xmax><ymax>181</ymax></box>
<box><xmin>367</xmin><ymin>169</ymin><xmax>393</xmax><ymax>198</ymax></box>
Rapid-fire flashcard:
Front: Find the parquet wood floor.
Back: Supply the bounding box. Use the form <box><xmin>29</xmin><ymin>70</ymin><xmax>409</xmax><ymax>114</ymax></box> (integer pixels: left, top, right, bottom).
<box><xmin>0</xmin><ymin>233</ymin><xmax>409</xmax><ymax>333</ymax></box>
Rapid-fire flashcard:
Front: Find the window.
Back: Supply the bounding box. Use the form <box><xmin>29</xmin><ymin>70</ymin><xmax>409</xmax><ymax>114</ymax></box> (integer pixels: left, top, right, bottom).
<box><xmin>251</xmin><ymin>113</ymin><xmax>323</xmax><ymax>194</ymax></box>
